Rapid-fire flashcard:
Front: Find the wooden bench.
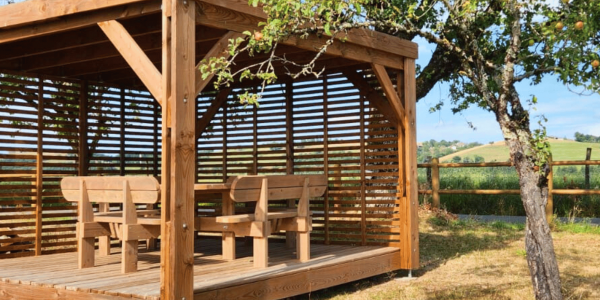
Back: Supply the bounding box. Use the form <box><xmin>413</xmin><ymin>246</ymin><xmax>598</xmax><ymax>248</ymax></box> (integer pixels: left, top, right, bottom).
<box><xmin>61</xmin><ymin>176</ymin><xmax>160</xmax><ymax>273</ymax></box>
<box><xmin>212</xmin><ymin>174</ymin><xmax>327</xmax><ymax>268</ymax></box>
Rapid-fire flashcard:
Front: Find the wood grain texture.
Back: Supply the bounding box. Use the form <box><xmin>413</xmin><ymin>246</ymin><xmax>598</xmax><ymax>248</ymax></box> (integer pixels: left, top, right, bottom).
<box><xmin>163</xmin><ymin>0</ymin><xmax>197</xmax><ymax>298</ymax></box>
<box><xmin>0</xmin><ymin>1</ymin><xmax>162</xmax><ymax>44</ymax></box>
<box><xmin>98</xmin><ymin>20</ymin><xmax>163</xmax><ymax>105</ymax></box>
<box><xmin>0</xmin><ymin>0</ymin><xmax>148</xmax><ymax>29</ymax></box>
<box><xmin>371</xmin><ymin>64</ymin><xmax>406</xmax><ymax>127</ymax></box>
<box><xmin>401</xmin><ymin>58</ymin><xmax>419</xmax><ymax>270</ymax></box>
<box><xmin>194</xmin><ymin>2</ymin><xmax>407</xmax><ymax>70</ymax></box>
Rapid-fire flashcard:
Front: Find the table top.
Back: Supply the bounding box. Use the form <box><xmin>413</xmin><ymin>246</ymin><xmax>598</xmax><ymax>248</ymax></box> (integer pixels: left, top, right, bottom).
<box><xmin>194</xmin><ymin>183</ymin><xmax>231</xmax><ymax>193</ymax></box>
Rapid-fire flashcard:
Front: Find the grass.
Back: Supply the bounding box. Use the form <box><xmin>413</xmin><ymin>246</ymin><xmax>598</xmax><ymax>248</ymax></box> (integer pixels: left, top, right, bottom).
<box><xmin>292</xmin><ymin>209</ymin><xmax>600</xmax><ymax>300</ymax></box>
<box><xmin>439</xmin><ymin>139</ymin><xmax>600</xmax><ymax>162</ymax></box>
<box><xmin>417</xmin><ymin>165</ymin><xmax>600</xmax><ymax>217</ymax></box>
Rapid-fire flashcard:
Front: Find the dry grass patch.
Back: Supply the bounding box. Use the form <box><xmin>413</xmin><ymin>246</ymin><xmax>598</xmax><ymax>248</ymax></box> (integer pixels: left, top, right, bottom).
<box><xmin>295</xmin><ymin>210</ymin><xmax>600</xmax><ymax>300</ymax></box>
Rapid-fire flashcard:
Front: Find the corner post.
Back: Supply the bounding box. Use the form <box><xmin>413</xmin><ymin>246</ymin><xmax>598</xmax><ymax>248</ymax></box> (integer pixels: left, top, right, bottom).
<box><xmin>160</xmin><ymin>0</ymin><xmax>196</xmax><ymax>299</ymax></box>
<box><xmin>401</xmin><ymin>59</ymin><xmax>419</xmax><ymax>270</ymax></box>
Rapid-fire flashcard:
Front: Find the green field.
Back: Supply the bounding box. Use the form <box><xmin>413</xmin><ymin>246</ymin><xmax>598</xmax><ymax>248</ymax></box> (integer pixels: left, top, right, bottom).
<box><xmin>424</xmin><ymin>139</ymin><xmax>600</xmax><ymax>218</ymax></box>
<box><xmin>440</xmin><ymin>139</ymin><xmax>600</xmax><ymax>162</ymax></box>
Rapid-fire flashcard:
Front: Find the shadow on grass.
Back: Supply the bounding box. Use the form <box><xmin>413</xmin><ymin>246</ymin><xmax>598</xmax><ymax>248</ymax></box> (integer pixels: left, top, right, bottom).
<box><xmin>290</xmin><ymin>217</ymin><xmax>525</xmax><ymax>300</ymax></box>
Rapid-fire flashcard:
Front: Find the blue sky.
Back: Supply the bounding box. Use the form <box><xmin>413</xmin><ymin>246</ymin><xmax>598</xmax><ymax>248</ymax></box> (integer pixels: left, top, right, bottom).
<box><xmin>414</xmin><ymin>38</ymin><xmax>600</xmax><ymax>144</ymax></box>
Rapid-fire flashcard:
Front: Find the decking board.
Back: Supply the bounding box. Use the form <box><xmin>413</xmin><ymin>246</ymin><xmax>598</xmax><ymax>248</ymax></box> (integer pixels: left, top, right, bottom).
<box><xmin>0</xmin><ymin>238</ymin><xmax>400</xmax><ymax>300</ymax></box>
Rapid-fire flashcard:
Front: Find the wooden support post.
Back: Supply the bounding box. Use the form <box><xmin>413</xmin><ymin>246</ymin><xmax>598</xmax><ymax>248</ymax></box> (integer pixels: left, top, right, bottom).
<box><xmin>159</xmin><ymin>0</ymin><xmax>173</xmax><ymax>297</ymax></box>
<box><xmin>285</xmin><ymin>80</ymin><xmax>296</xmax><ymax>249</ymax></box>
<box><xmin>222</xmin><ymin>102</ymin><xmax>228</xmax><ymax>182</ymax></box>
<box><xmin>400</xmin><ymin>59</ymin><xmax>419</xmax><ymax>270</ymax></box>
<box><xmin>322</xmin><ymin>77</ymin><xmax>330</xmax><ymax>245</ymax></box>
<box><xmin>34</xmin><ymin>76</ymin><xmax>44</xmax><ymax>256</ymax></box>
<box><xmin>119</xmin><ymin>87</ymin><xmax>126</xmax><ymax>176</ymax></box>
<box><xmin>78</xmin><ymin>81</ymin><xmax>89</xmax><ymax>176</ymax></box>
<box><xmin>546</xmin><ymin>156</ymin><xmax>554</xmax><ymax>223</ymax></box>
<box><xmin>160</xmin><ymin>0</ymin><xmax>196</xmax><ymax>298</ymax></box>
<box><xmin>585</xmin><ymin>148</ymin><xmax>592</xmax><ymax>190</ymax></box>
<box><xmin>431</xmin><ymin>158</ymin><xmax>440</xmax><ymax>209</ymax></box>
<box><xmin>359</xmin><ymin>91</ymin><xmax>366</xmax><ymax>246</ymax></box>
<box><xmin>252</xmin><ymin>101</ymin><xmax>258</xmax><ymax>175</ymax></box>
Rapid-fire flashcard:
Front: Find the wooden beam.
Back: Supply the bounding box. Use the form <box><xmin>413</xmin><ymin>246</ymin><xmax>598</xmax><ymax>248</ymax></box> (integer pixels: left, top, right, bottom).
<box><xmin>0</xmin><ymin>0</ymin><xmax>149</xmax><ymax>29</ymax></box>
<box><xmin>0</xmin><ymin>0</ymin><xmax>162</xmax><ymax>44</ymax></box>
<box><xmin>371</xmin><ymin>64</ymin><xmax>406</xmax><ymax>127</ymax></box>
<box><xmin>195</xmin><ymin>31</ymin><xmax>244</xmax><ymax>96</ymax></box>
<box><xmin>196</xmin><ymin>88</ymin><xmax>232</xmax><ymax>140</ymax></box>
<box><xmin>342</xmin><ymin>69</ymin><xmax>399</xmax><ymax>127</ymax></box>
<box><xmin>98</xmin><ymin>20</ymin><xmax>163</xmax><ymax>105</ymax></box>
<box><xmin>161</xmin><ymin>0</ymin><xmax>196</xmax><ymax>298</ymax></box>
<box><xmin>194</xmin><ymin>0</ymin><xmax>418</xmax><ymax>60</ymax></box>
<box><xmin>194</xmin><ymin>2</ymin><xmax>409</xmax><ymax>70</ymax></box>
<box><xmin>400</xmin><ymin>58</ymin><xmax>419</xmax><ymax>270</ymax></box>
<box><xmin>0</xmin><ymin>14</ymin><xmax>161</xmax><ymax>62</ymax></box>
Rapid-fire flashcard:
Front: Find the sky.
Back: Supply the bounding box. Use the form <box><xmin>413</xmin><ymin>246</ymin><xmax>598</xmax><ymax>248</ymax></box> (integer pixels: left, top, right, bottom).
<box><xmin>414</xmin><ymin>37</ymin><xmax>600</xmax><ymax>144</ymax></box>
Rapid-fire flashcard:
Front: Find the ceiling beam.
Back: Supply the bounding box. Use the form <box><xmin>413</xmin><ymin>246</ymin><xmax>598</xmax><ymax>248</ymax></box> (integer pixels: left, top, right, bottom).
<box><xmin>0</xmin><ymin>0</ymin><xmax>149</xmax><ymax>29</ymax></box>
<box><xmin>98</xmin><ymin>20</ymin><xmax>162</xmax><ymax>105</ymax></box>
<box><xmin>0</xmin><ymin>0</ymin><xmax>162</xmax><ymax>44</ymax></box>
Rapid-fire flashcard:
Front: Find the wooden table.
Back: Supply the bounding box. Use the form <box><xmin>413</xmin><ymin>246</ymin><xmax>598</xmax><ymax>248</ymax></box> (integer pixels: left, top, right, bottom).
<box><xmin>193</xmin><ymin>183</ymin><xmax>236</xmax><ymax>259</ymax></box>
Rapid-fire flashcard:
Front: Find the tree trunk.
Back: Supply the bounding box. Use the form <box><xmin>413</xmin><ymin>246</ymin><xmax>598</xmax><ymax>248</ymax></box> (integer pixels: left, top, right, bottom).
<box><xmin>498</xmin><ymin>117</ymin><xmax>563</xmax><ymax>300</ymax></box>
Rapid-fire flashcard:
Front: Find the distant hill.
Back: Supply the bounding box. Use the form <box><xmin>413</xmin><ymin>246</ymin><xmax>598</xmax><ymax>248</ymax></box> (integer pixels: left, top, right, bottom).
<box><xmin>439</xmin><ymin>139</ymin><xmax>600</xmax><ymax>162</ymax></box>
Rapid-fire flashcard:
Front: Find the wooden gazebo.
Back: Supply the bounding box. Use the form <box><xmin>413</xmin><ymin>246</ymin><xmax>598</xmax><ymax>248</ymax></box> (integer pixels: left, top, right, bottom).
<box><xmin>0</xmin><ymin>0</ymin><xmax>419</xmax><ymax>299</ymax></box>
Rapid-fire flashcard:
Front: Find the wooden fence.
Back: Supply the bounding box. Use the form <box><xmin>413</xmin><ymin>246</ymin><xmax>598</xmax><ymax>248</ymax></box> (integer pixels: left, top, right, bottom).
<box><xmin>418</xmin><ymin>156</ymin><xmax>600</xmax><ymax>221</ymax></box>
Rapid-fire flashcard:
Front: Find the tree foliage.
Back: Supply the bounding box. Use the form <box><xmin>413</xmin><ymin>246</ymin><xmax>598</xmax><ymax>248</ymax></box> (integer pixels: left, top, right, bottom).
<box><xmin>200</xmin><ymin>1</ymin><xmax>600</xmax><ymax>299</ymax></box>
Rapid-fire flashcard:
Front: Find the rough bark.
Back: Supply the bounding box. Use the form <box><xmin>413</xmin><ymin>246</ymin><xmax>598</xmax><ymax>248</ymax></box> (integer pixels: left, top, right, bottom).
<box><xmin>495</xmin><ymin>102</ymin><xmax>563</xmax><ymax>300</ymax></box>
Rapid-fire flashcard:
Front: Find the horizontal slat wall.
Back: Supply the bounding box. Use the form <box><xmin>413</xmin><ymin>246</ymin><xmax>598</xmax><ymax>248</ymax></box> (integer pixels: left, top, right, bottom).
<box><xmin>0</xmin><ymin>71</ymin><xmax>161</xmax><ymax>259</ymax></box>
<box><xmin>195</xmin><ymin>70</ymin><xmax>401</xmax><ymax>247</ymax></box>
<box><xmin>0</xmin><ymin>73</ymin><xmax>39</xmax><ymax>258</ymax></box>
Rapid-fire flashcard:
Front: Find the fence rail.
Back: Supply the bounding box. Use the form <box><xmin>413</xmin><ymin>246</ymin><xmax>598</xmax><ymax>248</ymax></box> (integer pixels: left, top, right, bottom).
<box><xmin>417</xmin><ymin>156</ymin><xmax>600</xmax><ymax>221</ymax></box>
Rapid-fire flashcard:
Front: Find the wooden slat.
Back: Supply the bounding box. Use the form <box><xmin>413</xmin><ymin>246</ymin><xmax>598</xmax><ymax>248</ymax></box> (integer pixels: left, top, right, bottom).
<box><xmin>62</xmin><ymin>190</ymin><xmax>160</xmax><ymax>204</ymax></box>
<box><xmin>98</xmin><ymin>20</ymin><xmax>163</xmax><ymax>105</ymax></box>
<box><xmin>215</xmin><ymin>211</ymin><xmax>297</xmax><ymax>223</ymax></box>
<box><xmin>61</xmin><ymin>176</ymin><xmax>160</xmax><ymax>191</ymax></box>
<box><xmin>231</xmin><ymin>186</ymin><xmax>326</xmax><ymax>203</ymax></box>
<box><xmin>231</xmin><ymin>175</ymin><xmax>328</xmax><ymax>190</ymax></box>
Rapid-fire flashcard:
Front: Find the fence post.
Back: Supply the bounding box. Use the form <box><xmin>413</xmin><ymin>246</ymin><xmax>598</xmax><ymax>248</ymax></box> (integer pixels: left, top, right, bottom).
<box><xmin>431</xmin><ymin>157</ymin><xmax>440</xmax><ymax>209</ymax></box>
<box><xmin>585</xmin><ymin>148</ymin><xmax>592</xmax><ymax>190</ymax></box>
<box><xmin>546</xmin><ymin>156</ymin><xmax>553</xmax><ymax>223</ymax></box>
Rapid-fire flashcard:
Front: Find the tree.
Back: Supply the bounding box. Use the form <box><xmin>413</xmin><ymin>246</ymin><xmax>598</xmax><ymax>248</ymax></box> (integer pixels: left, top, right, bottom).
<box><xmin>203</xmin><ymin>1</ymin><xmax>600</xmax><ymax>299</ymax></box>
<box><xmin>451</xmin><ymin>155</ymin><xmax>462</xmax><ymax>163</ymax></box>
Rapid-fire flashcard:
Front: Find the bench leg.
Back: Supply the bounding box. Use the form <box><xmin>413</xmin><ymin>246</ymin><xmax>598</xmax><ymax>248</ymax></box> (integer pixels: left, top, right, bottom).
<box><xmin>78</xmin><ymin>237</ymin><xmax>95</xmax><ymax>269</ymax></box>
<box><xmin>222</xmin><ymin>232</ymin><xmax>236</xmax><ymax>260</ymax></box>
<box><xmin>285</xmin><ymin>232</ymin><xmax>296</xmax><ymax>249</ymax></box>
<box><xmin>297</xmin><ymin>232</ymin><xmax>310</xmax><ymax>262</ymax></box>
<box><xmin>99</xmin><ymin>236</ymin><xmax>111</xmax><ymax>256</ymax></box>
<box><xmin>122</xmin><ymin>240</ymin><xmax>138</xmax><ymax>273</ymax></box>
<box><xmin>253</xmin><ymin>237</ymin><xmax>268</xmax><ymax>268</ymax></box>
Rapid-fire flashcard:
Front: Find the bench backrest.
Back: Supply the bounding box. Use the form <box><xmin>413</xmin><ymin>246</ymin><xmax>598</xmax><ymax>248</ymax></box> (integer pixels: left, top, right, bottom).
<box><xmin>229</xmin><ymin>175</ymin><xmax>327</xmax><ymax>203</ymax></box>
<box><xmin>61</xmin><ymin>176</ymin><xmax>160</xmax><ymax>204</ymax></box>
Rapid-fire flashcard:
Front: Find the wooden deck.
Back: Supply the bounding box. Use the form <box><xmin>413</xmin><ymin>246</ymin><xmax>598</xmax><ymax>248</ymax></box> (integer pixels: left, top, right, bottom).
<box><xmin>0</xmin><ymin>238</ymin><xmax>401</xmax><ymax>300</ymax></box>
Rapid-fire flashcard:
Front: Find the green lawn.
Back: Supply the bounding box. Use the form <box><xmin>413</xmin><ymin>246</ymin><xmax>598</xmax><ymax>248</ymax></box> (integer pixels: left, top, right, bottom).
<box><xmin>440</xmin><ymin>139</ymin><xmax>600</xmax><ymax>163</ymax></box>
